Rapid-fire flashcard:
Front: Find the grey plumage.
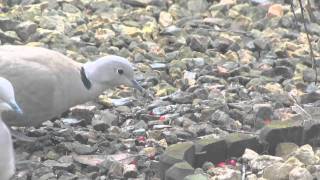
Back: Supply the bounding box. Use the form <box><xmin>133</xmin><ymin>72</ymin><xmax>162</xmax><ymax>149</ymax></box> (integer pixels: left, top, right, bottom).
<box><xmin>0</xmin><ymin>45</ymin><xmax>142</xmax><ymax>127</ymax></box>
<box><xmin>0</xmin><ymin>77</ymin><xmax>23</xmax><ymax>180</ymax></box>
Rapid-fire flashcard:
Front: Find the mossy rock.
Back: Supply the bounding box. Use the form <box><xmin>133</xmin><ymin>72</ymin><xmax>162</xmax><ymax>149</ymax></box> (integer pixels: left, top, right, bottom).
<box><xmin>259</xmin><ymin>120</ymin><xmax>303</xmax><ymax>155</ymax></box>
<box><xmin>225</xmin><ymin>133</ymin><xmax>262</xmax><ymax>157</ymax></box>
<box><xmin>159</xmin><ymin>142</ymin><xmax>195</xmax><ymax>180</ymax></box>
<box><xmin>165</xmin><ymin>161</ymin><xmax>194</xmax><ymax>180</ymax></box>
<box><xmin>194</xmin><ymin>137</ymin><xmax>227</xmax><ymax>167</ymax></box>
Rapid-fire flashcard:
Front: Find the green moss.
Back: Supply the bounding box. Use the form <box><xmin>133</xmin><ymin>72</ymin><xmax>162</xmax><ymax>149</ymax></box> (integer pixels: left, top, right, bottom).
<box><xmin>267</xmin><ymin>120</ymin><xmax>300</xmax><ymax>129</ymax></box>
<box><xmin>174</xmin><ymin>161</ymin><xmax>194</xmax><ymax>169</ymax></box>
<box><xmin>225</xmin><ymin>133</ymin><xmax>254</xmax><ymax>142</ymax></box>
<box><xmin>166</xmin><ymin>142</ymin><xmax>194</xmax><ymax>158</ymax></box>
<box><xmin>197</xmin><ymin>137</ymin><xmax>221</xmax><ymax>146</ymax></box>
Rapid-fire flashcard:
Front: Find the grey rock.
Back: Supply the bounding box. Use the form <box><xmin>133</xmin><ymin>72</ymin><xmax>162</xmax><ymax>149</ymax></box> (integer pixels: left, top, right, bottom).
<box><xmin>225</xmin><ymin>133</ymin><xmax>262</xmax><ymax>158</ymax></box>
<box><xmin>0</xmin><ymin>17</ymin><xmax>19</xmax><ymax>31</ymax></box>
<box><xmin>187</xmin><ymin>0</ymin><xmax>208</xmax><ymax>14</ymax></box>
<box><xmin>210</xmin><ymin>38</ymin><xmax>232</xmax><ymax>53</ymax></box>
<box><xmin>92</xmin><ymin>110</ymin><xmax>118</xmax><ymax>131</ymax></box>
<box><xmin>58</xmin><ymin>172</ymin><xmax>78</xmax><ymax>180</ymax></box>
<box><xmin>303</xmin><ymin>68</ymin><xmax>317</xmax><ymax>82</ymax></box>
<box><xmin>259</xmin><ymin>120</ymin><xmax>303</xmax><ymax>154</ymax></box>
<box><xmin>184</xmin><ymin>174</ymin><xmax>209</xmax><ymax>180</ymax></box>
<box><xmin>262</xmin><ymin>66</ymin><xmax>294</xmax><ymax>79</ymax></box>
<box><xmin>242</xmin><ymin>148</ymin><xmax>259</xmax><ymax>162</ymax></box>
<box><xmin>162</xmin><ymin>131</ymin><xmax>178</xmax><ymax>144</ymax></box>
<box><xmin>188</xmin><ymin>35</ymin><xmax>209</xmax><ymax>52</ymax></box>
<box><xmin>62</xmin><ymin>3</ymin><xmax>80</xmax><ymax>13</ymax></box>
<box><xmin>289</xmin><ymin>167</ymin><xmax>313</xmax><ymax>180</ymax></box>
<box><xmin>170</xmin><ymin>91</ymin><xmax>194</xmax><ymax>104</ymax></box>
<box><xmin>300</xmin><ymin>92</ymin><xmax>320</xmax><ymax>104</ymax></box>
<box><xmin>15</xmin><ymin>21</ymin><xmax>38</xmax><ymax>41</ymax></box>
<box><xmin>152</xmin><ymin>105</ymin><xmax>177</xmax><ymax>115</ymax></box>
<box><xmin>62</xmin><ymin>141</ymin><xmax>98</xmax><ymax>155</ymax></box>
<box><xmin>159</xmin><ymin>142</ymin><xmax>195</xmax><ymax>179</ymax></box>
<box><xmin>194</xmin><ymin>137</ymin><xmax>227</xmax><ymax>167</ymax></box>
<box><xmin>43</xmin><ymin>160</ymin><xmax>75</xmax><ymax>172</ymax></box>
<box><xmin>0</xmin><ymin>29</ymin><xmax>20</xmax><ymax>43</ymax></box>
<box><xmin>275</xmin><ymin>142</ymin><xmax>299</xmax><ymax>159</ymax></box>
<box><xmin>263</xmin><ymin>162</ymin><xmax>294</xmax><ymax>180</ymax></box>
<box><xmin>122</xmin><ymin>0</ymin><xmax>151</xmax><ymax>7</ymax></box>
<box><xmin>211</xmin><ymin>168</ymin><xmax>241</xmax><ymax>180</ymax></box>
<box><xmin>165</xmin><ymin>161</ymin><xmax>194</xmax><ymax>180</ymax></box>
<box><xmin>293</xmin><ymin>144</ymin><xmax>319</xmax><ymax>165</ymax></box>
<box><xmin>253</xmin><ymin>38</ymin><xmax>270</xmax><ymax>51</ymax></box>
<box><xmin>101</xmin><ymin>158</ymin><xmax>123</xmax><ymax>177</ymax></box>
<box><xmin>249</xmin><ymin>155</ymin><xmax>283</xmax><ymax>172</ymax></box>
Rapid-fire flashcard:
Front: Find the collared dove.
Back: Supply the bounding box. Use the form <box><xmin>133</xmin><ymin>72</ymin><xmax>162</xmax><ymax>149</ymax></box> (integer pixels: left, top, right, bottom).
<box><xmin>0</xmin><ymin>77</ymin><xmax>23</xmax><ymax>180</ymax></box>
<box><xmin>0</xmin><ymin>45</ymin><xmax>143</xmax><ymax>127</ymax></box>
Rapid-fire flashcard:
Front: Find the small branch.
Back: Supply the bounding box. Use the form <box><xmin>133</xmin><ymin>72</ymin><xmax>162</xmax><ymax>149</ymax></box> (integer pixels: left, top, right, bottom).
<box><xmin>298</xmin><ymin>0</ymin><xmax>318</xmax><ymax>84</ymax></box>
<box><xmin>289</xmin><ymin>0</ymin><xmax>298</xmax><ymax>29</ymax></box>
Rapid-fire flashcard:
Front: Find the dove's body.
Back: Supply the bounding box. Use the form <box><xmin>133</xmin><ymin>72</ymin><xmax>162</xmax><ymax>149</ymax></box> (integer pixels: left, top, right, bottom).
<box><xmin>0</xmin><ymin>45</ymin><xmax>141</xmax><ymax>127</ymax></box>
<box><xmin>0</xmin><ymin>77</ymin><xmax>23</xmax><ymax>180</ymax></box>
<box><xmin>0</xmin><ymin>119</ymin><xmax>14</xmax><ymax>180</ymax></box>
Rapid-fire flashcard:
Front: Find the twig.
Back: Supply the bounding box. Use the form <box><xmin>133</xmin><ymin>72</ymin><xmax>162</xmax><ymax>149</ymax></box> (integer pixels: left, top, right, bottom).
<box><xmin>241</xmin><ymin>163</ymin><xmax>246</xmax><ymax>180</ymax></box>
<box><xmin>298</xmin><ymin>0</ymin><xmax>318</xmax><ymax>84</ymax></box>
<box><xmin>289</xmin><ymin>0</ymin><xmax>298</xmax><ymax>29</ymax></box>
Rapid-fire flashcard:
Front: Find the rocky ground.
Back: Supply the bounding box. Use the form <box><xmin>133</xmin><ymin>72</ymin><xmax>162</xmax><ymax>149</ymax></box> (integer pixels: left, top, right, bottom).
<box><xmin>1</xmin><ymin>0</ymin><xmax>320</xmax><ymax>179</ymax></box>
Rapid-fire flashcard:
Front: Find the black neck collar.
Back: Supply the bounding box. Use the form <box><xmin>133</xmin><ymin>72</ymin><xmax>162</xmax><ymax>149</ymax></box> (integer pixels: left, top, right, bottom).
<box><xmin>80</xmin><ymin>67</ymin><xmax>92</xmax><ymax>90</ymax></box>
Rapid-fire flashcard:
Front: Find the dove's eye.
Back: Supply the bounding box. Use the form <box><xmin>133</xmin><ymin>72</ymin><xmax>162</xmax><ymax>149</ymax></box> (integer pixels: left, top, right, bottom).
<box><xmin>117</xmin><ymin>69</ymin><xmax>124</xmax><ymax>75</ymax></box>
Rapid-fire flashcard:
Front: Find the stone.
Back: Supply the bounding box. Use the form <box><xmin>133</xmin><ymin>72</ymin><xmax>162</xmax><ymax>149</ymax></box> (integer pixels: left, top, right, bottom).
<box><xmin>194</xmin><ymin>136</ymin><xmax>227</xmax><ymax>167</ymax></box>
<box><xmin>159</xmin><ymin>142</ymin><xmax>195</xmax><ymax>179</ymax></box>
<box><xmin>170</xmin><ymin>91</ymin><xmax>194</xmax><ymax>104</ymax></box>
<box><xmin>293</xmin><ymin>144</ymin><xmax>319</xmax><ymax>165</ymax></box>
<box><xmin>91</xmin><ymin>110</ymin><xmax>118</xmax><ymax>131</ymax></box>
<box><xmin>275</xmin><ymin>142</ymin><xmax>299</xmax><ymax>159</ymax></box>
<box><xmin>187</xmin><ymin>0</ymin><xmax>208</xmax><ymax>14</ymax></box>
<box><xmin>303</xmin><ymin>120</ymin><xmax>320</xmax><ymax>146</ymax></box>
<box><xmin>263</xmin><ymin>162</ymin><xmax>293</xmax><ymax>180</ymax></box>
<box><xmin>123</xmin><ymin>164</ymin><xmax>138</xmax><ymax>178</ymax></box>
<box><xmin>0</xmin><ymin>17</ymin><xmax>19</xmax><ymax>31</ymax></box>
<box><xmin>210</xmin><ymin>38</ymin><xmax>232</xmax><ymax>53</ymax></box>
<box><xmin>162</xmin><ymin>131</ymin><xmax>178</xmax><ymax>145</ymax></box>
<box><xmin>15</xmin><ymin>21</ymin><xmax>38</xmax><ymax>41</ymax></box>
<box><xmin>242</xmin><ymin>148</ymin><xmax>259</xmax><ymax>162</ymax></box>
<box><xmin>267</xmin><ymin>4</ymin><xmax>284</xmax><ymax>17</ymax></box>
<box><xmin>262</xmin><ymin>66</ymin><xmax>294</xmax><ymax>79</ymax></box>
<box><xmin>209</xmin><ymin>167</ymin><xmax>241</xmax><ymax>180</ymax></box>
<box><xmin>62</xmin><ymin>141</ymin><xmax>98</xmax><ymax>155</ymax></box>
<box><xmin>0</xmin><ymin>29</ymin><xmax>20</xmax><ymax>43</ymax></box>
<box><xmin>188</xmin><ymin>35</ymin><xmax>209</xmax><ymax>53</ymax></box>
<box><xmin>303</xmin><ymin>68</ymin><xmax>317</xmax><ymax>82</ymax></box>
<box><xmin>289</xmin><ymin>167</ymin><xmax>313</xmax><ymax>180</ymax></box>
<box><xmin>43</xmin><ymin>160</ymin><xmax>75</xmax><ymax>172</ymax></box>
<box><xmin>259</xmin><ymin>120</ymin><xmax>303</xmax><ymax>154</ymax></box>
<box><xmin>225</xmin><ymin>133</ymin><xmax>262</xmax><ymax>158</ymax></box>
<box><xmin>159</xmin><ymin>11</ymin><xmax>173</xmax><ymax>27</ymax></box>
<box><xmin>184</xmin><ymin>174</ymin><xmax>209</xmax><ymax>180</ymax></box>
<box><xmin>122</xmin><ymin>0</ymin><xmax>151</xmax><ymax>7</ymax></box>
<box><xmin>249</xmin><ymin>155</ymin><xmax>283</xmax><ymax>171</ymax></box>
<box><xmin>165</xmin><ymin>161</ymin><xmax>194</xmax><ymax>180</ymax></box>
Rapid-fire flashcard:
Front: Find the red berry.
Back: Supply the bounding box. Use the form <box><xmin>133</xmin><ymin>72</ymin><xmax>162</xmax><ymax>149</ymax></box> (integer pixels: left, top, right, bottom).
<box><xmin>130</xmin><ymin>159</ymin><xmax>137</xmax><ymax>165</ymax></box>
<box><xmin>159</xmin><ymin>115</ymin><xmax>166</xmax><ymax>121</ymax></box>
<box><xmin>216</xmin><ymin>162</ymin><xmax>225</xmax><ymax>167</ymax></box>
<box><xmin>228</xmin><ymin>159</ymin><xmax>237</xmax><ymax>166</ymax></box>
